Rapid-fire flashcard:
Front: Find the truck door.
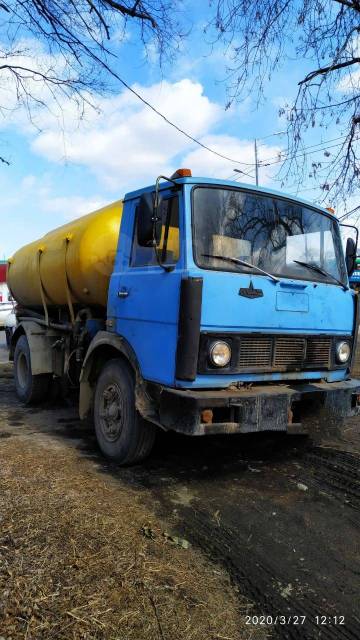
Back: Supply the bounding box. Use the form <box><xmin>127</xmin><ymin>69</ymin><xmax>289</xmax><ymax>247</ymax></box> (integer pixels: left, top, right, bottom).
<box><xmin>108</xmin><ymin>190</ymin><xmax>183</xmax><ymax>386</ymax></box>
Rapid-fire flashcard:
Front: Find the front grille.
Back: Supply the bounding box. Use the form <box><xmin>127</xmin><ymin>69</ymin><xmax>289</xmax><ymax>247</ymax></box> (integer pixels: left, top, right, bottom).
<box><xmin>198</xmin><ymin>333</ymin><xmax>350</xmax><ymax>374</ymax></box>
<box><xmin>274</xmin><ymin>337</ymin><xmax>306</xmax><ymax>367</ymax></box>
<box><xmin>236</xmin><ymin>334</ymin><xmax>333</xmax><ymax>371</ymax></box>
<box><xmin>238</xmin><ymin>336</ymin><xmax>272</xmax><ymax>368</ymax></box>
<box><xmin>306</xmin><ymin>337</ymin><xmax>332</xmax><ymax>367</ymax></box>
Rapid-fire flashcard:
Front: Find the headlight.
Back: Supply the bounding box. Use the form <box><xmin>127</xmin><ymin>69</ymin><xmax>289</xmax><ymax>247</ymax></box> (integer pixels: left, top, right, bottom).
<box><xmin>336</xmin><ymin>340</ymin><xmax>351</xmax><ymax>364</ymax></box>
<box><xmin>209</xmin><ymin>341</ymin><xmax>231</xmax><ymax>367</ymax></box>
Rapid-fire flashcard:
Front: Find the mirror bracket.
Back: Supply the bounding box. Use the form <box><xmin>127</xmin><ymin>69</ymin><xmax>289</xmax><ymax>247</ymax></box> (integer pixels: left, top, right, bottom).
<box><xmin>136</xmin><ymin>174</ymin><xmax>180</xmax><ymax>272</ymax></box>
<box><xmin>341</xmin><ymin>222</ymin><xmax>358</xmax><ymax>276</ymax></box>
<box><xmin>152</xmin><ymin>175</ymin><xmax>179</xmax><ymax>272</ymax></box>
<box><xmin>340</xmin><ymin>222</ymin><xmax>359</xmax><ymax>248</ymax></box>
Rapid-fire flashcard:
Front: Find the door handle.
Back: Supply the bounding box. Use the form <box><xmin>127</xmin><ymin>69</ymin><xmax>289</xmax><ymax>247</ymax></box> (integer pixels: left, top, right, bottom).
<box><xmin>118</xmin><ymin>288</ymin><xmax>129</xmax><ymax>298</ymax></box>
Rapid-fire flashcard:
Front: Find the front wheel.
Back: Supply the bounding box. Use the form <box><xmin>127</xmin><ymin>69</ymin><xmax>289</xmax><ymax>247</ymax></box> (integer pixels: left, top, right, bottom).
<box><xmin>93</xmin><ymin>359</ymin><xmax>156</xmax><ymax>465</ymax></box>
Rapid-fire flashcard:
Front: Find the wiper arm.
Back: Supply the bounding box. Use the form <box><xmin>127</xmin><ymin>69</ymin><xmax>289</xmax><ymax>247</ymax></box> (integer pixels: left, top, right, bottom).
<box><xmin>202</xmin><ymin>254</ymin><xmax>279</xmax><ymax>283</ymax></box>
<box><xmin>293</xmin><ymin>260</ymin><xmax>348</xmax><ymax>290</ymax></box>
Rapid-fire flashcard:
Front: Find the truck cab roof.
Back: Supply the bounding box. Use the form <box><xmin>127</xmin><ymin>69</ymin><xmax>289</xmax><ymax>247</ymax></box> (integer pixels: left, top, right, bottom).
<box><xmin>123</xmin><ymin>176</ymin><xmax>336</xmax><ymax>220</ymax></box>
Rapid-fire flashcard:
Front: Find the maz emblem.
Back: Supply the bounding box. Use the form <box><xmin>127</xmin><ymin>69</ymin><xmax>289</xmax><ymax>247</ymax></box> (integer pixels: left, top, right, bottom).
<box><xmin>239</xmin><ymin>281</ymin><xmax>263</xmax><ymax>299</ymax></box>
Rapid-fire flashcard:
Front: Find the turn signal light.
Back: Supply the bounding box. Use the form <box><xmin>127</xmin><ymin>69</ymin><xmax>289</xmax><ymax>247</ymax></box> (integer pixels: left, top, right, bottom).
<box><xmin>201</xmin><ymin>409</ymin><xmax>213</xmax><ymax>424</ymax></box>
<box><xmin>171</xmin><ymin>168</ymin><xmax>192</xmax><ymax>178</ymax></box>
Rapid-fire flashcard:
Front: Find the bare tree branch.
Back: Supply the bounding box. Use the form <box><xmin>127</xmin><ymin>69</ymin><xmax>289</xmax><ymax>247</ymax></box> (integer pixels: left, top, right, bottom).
<box><xmin>86</xmin><ymin>0</ymin><xmax>110</xmax><ymax>39</ymax></box>
<box><xmin>333</xmin><ymin>0</ymin><xmax>360</xmax><ymax>12</ymax></box>
<box><xmin>101</xmin><ymin>0</ymin><xmax>157</xmax><ymax>28</ymax></box>
<box><xmin>299</xmin><ymin>57</ymin><xmax>360</xmax><ymax>84</ymax></box>
<box><xmin>210</xmin><ymin>0</ymin><xmax>360</xmax><ymax>204</ymax></box>
<box><xmin>0</xmin><ymin>0</ymin><xmax>185</xmax><ymax>164</ymax></box>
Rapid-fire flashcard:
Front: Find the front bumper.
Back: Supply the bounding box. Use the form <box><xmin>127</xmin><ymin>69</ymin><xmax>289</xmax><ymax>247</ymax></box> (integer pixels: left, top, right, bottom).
<box><xmin>159</xmin><ymin>379</ymin><xmax>360</xmax><ymax>436</ymax></box>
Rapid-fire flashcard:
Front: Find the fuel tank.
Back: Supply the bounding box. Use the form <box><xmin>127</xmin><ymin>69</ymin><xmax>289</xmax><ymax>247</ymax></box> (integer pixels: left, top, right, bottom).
<box><xmin>7</xmin><ymin>200</ymin><xmax>122</xmax><ymax>308</ymax></box>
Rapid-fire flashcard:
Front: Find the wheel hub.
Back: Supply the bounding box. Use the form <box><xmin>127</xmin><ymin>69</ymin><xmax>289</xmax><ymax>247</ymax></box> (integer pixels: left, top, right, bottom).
<box><xmin>100</xmin><ymin>384</ymin><xmax>124</xmax><ymax>441</ymax></box>
<box><xmin>17</xmin><ymin>352</ymin><xmax>29</xmax><ymax>389</ymax></box>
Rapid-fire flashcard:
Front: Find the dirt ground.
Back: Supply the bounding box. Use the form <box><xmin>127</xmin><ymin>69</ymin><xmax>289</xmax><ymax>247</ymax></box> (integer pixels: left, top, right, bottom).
<box><xmin>1</xmin><ymin>332</ymin><xmax>360</xmax><ymax>640</ymax></box>
<box><xmin>0</xmin><ymin>335</ymin><xmax>8</xmax><ymax>364</ymax></box>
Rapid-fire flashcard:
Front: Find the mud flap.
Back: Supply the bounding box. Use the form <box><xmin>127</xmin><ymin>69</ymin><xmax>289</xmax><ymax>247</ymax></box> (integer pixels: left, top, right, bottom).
<box><xmin>323</xmin><ymin>388</ymin><xmax>359</xmax><ymax>418</ymax></box>
<box><xmin>231</xmin><ymin>394</ymin><xmax>289</xmax><ymax>432</ymax></box>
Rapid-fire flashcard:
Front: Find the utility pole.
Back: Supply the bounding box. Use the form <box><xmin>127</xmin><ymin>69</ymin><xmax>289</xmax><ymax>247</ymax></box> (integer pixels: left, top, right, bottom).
<box><xmin>233</xmin><ymin>131</ymin><xmax>286</xmax><ymax>186</ymax></box>
<box><xmin>254</xmin><ymin>138</ymin><xmax>259</xmax><ymax>186</ymax></box>
<box><xmin>232</xmin><ymin>138</ymin><xmax>259</xmax><ymax>185</ymax></box>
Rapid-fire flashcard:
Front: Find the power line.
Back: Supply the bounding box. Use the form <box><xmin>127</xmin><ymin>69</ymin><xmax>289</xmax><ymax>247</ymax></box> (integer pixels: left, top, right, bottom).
<box><xmin>257</xmin><ymin>130</ymin><xmax>287</xmax><ymax>146</ymax></box>
<box><xmin>225</xmin><ymin>171</ymin><xmax>255</xmax><ymax>181</ymax></box>
<box><xmin>109</xmin><ymin>74</ymin><xmax>260</xmax><ymax>167</ymax></box>
<box><xmin>116</xmin><ymin>69</ymin><xmax>357</xmax><ymax>173</ymax></box>
<box><xmin>233</xmin><ymin>167</ymin><xmax>257</xmax><ymax>179</ymax></box>
<box><xmin>51</xmin><ymin>29</ymin><xmax>260</xmax><ymax>168</ymax></box>
<box><xmin>339</xmin><ymin>206</ymin><xmax>360</xmax><ymax>221</ymax></box>
<box><xmin>240</xmin><ymin>133</ymin><xmax>357</xmax><ymax>183</ymax></box>
<box><xmin>260</xmin><ymin>134</ymin><xmax>348</xmax><ymax>162</ymax></box>
<box><xmin>259</xmin><ymin>135</ymin><xmax>356</xmax><ymax>167</ymax></box>
<box><xmin>117</xmin><ymin>72</ymin><xmax>356</xmax><ymax>172</ymax></box>
<box><xmin>262</xmin><ymin>139</ymin><xmax>360</xmax><ymax>168</ymax></box>
<box><xmin>287</xmin><ymin>185</ymin><xmax>324</xmax><ymax>196</ymax></box>
<box><xmin>109</xmin><ymin>70</ymin><xmax>351</xmax><ymax>171</ymax></box>
<box><xmin>56</xmin><ymin>23</ymin><xmax>355</xmax><ymax>174</ymax></box>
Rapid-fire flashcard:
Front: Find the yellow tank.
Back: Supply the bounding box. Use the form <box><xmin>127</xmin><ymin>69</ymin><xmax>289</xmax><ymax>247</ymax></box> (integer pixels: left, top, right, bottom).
<box><xmin>8</xmin><ymin>200</ymin><xmax>122</xmax><ymax>309</ymax></box>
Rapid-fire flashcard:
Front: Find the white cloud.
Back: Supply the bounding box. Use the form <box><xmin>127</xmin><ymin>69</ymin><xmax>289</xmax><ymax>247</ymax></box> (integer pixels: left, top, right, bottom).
<box><xmin>336</xmin><ymin>33</ymin><xmax>360</xmax><ymax>94</ymax></box>
<box><xmin>41</xmin><ymin>195</ymin><xmax>108</xmax><ymax>221</ymax></box>
<box><xmin>26</xmin><ymin>78</ymin><xmax>280</xmax><ymax>192</ymax></box>
<box><xmin>0</xmin><ymin>38</ymin><xmax>280</xmax><ymax>193</ymax></box>
<box><xmin>181</xmin><ymin>134</ymin><xmax>280</xmax><ymax>185</ymax></box>
<box><xmin>0</xmin><ymin>54</ymin><xmax>284</xmax><ymax>261</ymax></box>
<box><xmin>31</xmin><ymin>79</ymin><xmax>223</xmax><ymax>188</ymax></box>
<box><xmin>337</xmin><ymin>69</ymin><xmax>360</xmax><ymax>94</ymax></box>
<box><xmin>19</xmin><ymin>175</ymin><xmax>106</xmax><ymax>222</ymax></box>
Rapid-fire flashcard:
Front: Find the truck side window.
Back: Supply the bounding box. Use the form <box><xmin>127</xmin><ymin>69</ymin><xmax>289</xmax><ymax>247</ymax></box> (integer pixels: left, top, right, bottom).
<box><xmin>131</xmin><ymin>197</ymin><xmax>180</xmax><ymax>267</ymax></box>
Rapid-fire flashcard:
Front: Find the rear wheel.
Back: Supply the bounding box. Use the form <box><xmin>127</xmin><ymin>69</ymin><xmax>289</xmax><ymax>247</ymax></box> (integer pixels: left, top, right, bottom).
<box><xmin>14</xmin><ymin>334</ymin><xmax>51</xmax><ymax>404</ymax></box>
<box><xmin>94</xmin><ymin>359</ymin><xmax>156</xmax><ymax>465</ymax></box>
<box><xmin>5</xmin><ymin>328</ymin><xmax>12</xmax><ymax>349</ymax></box>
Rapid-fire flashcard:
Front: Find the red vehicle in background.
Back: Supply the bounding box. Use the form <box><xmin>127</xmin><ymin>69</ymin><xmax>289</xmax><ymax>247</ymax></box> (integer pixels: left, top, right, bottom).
<box><xmin>0</xmin><ymin>261</ymin><xmax>15</xmax><ymax>345</ymax></box>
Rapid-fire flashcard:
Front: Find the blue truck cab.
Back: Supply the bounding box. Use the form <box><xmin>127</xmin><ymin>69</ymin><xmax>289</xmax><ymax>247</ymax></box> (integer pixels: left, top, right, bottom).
<box><xmin>77</xmin><ymin>170</ymin><xmax>360</xmax><ymax>463</ymax></box>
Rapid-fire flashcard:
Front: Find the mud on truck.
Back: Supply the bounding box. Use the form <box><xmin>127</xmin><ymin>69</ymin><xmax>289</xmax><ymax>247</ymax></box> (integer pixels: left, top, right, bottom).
<box><xmin>7</xmin><ymin>169</ymin><xmax>360</xmax><ymax>464</ymax></box>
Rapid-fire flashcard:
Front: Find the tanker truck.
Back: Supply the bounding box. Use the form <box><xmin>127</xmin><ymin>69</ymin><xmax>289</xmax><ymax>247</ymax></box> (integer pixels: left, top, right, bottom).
<box><xmin>7</xmin><ymin>169</ymin><xmax>360</xmax><ymax>464</ymax></box>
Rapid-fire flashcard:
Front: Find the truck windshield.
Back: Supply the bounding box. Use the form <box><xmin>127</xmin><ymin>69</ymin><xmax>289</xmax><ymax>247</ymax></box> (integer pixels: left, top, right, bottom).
<box><xmin>193</xmin><ymin>187</ymin><xmax>347</xmax><ymax>285</ymax></box>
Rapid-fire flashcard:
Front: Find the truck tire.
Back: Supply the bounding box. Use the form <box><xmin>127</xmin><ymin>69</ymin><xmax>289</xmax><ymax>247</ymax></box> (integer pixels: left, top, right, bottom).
<box><xmin>5</xmin><ymin>328</ymin><xmax>12</xmax><ymax>349</ymax></box>
<box><xmin>94</xmin><ymin>359</ymin><xmax>156</xmax><ymax>465</ymax></box>
<box><xmin>14</xmin><ymin>334</ymin><xmax>51</xmax><ymax>404</ymax></box>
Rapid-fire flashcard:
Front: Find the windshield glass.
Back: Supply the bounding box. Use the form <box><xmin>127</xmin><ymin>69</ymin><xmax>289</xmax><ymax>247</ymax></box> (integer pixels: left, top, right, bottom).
<box><xmin>193</xmin><ymin>187</ymin><xmax>347</xmax><ymax>285</ymax></box>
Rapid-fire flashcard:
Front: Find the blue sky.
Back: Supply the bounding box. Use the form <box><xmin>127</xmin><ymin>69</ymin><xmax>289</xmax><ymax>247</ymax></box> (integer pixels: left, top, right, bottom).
<box><xmin>0</xmin><ymin>5</ymin><xmax>356</xmax><ymax>259</ymax></box>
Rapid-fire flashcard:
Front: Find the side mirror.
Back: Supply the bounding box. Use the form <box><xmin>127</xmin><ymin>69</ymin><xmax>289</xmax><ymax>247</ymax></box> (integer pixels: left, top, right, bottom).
<box><xmin>345</xmin><ymin>237</ymin><xmax>357</xmax><ymax>275</ymax></box>
<box><xmin>136</xmin><ymin>192</ymin><xmax>162</xmax><ymax>247</ymax></box>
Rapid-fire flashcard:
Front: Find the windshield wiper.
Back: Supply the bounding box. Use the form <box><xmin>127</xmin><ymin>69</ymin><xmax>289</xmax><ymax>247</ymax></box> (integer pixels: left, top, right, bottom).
<box><xmin>202</xmin><ymin>254</ymin><xmax>279</xmax><ymax>283</ymax></box>
<box><xmin>293</xmin><ymin>260</ymin><xmax>348</xmax><ymax>290</ymax></box>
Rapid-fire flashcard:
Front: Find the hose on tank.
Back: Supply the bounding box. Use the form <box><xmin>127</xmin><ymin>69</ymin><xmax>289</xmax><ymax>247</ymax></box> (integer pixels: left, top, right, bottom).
<box><xmin>18</xmin><ymin>317</ymin><xmax>72</xmax><ymax>332</ymax></box>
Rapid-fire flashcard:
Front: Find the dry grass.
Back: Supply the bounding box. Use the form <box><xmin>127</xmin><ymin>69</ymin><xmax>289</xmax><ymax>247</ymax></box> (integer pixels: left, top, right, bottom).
<box><xmin>0</xmin><ymin>436</ymin><xmax>264</xmax><ymax>640</ymax></box>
